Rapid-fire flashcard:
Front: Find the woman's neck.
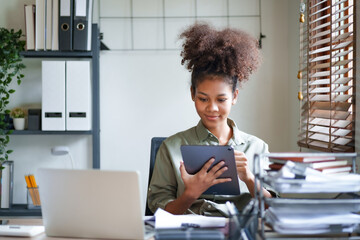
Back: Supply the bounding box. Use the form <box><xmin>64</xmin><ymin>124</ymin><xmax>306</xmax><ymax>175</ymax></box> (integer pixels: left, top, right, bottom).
<box><xmin>206</xmin><ymin>121</ymin><xmax>233</xmax><ymax>145</ymax></box>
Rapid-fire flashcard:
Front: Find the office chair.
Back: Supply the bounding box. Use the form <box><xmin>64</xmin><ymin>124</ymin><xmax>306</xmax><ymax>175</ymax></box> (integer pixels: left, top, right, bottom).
<box><xmin>145</xmin><ymin>137</ymin><xmax>166</xmax><ymax>216</ymax></box>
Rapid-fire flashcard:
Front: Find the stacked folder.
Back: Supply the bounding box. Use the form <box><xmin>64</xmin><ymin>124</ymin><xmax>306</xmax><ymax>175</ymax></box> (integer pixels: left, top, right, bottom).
<box><xmin>24</xmin><ymin>0</ymin><xmax>93</xmax><ymax>51</ymax></box>
<box><xmin>268</xmin><ymin>154</ymin><xmax>352</xmax><ymax>174</ymax></box>
<box><xmin>263</xmin><ymin>161</ymin><xmax>360</xmax><ymax>235</ymax></box>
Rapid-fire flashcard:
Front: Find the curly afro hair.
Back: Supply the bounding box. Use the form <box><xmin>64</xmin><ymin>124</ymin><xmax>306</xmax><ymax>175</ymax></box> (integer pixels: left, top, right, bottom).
<box><xmin>180</xmin><ymin>23</ymin><xmax>261</xmax><ymax>92</ymax></box>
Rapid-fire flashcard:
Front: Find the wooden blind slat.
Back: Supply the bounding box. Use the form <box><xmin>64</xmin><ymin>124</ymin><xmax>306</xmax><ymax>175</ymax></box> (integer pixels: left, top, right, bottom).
<box><xmin>309</xmin><ymin>5</ymin><xmax>331</xmax><ymax>17</ymax></box>
<box><xmin>309</xmin><ymin>38</ymin><xmax>331</xmax><ymax>48</ymax></box>
<box><xmin>310</xmin><ymin>109</ymin><xmax>350</xmax><ymax>120</ymax></box>
<box><xmin>310</xmin><ymin>0</ymin><xmax>328</xmax><ymax>9</ymax></box>
<box><xmin>332</xmin><ymin>23</ymin><xmax>353</xmax><ymax>33</ymax></box>
<box><xmin>311</xmin><ymin>102</ymin><xmax>351</xmax><ymax>111</ymax></box>
<box><xmin>309</xmin><ymin>55</ymin><xmax>330</xmax><ymax>62</ymax></box>
<box><xmin>333</xmin><ymin>49</ymin><xmax>353</xmax><ymax>58</ymax></box>
<box><xmin>309</xmin><ymin>46</ymin><xmax>330</xmax><ymax>55</ymax></box>
<box><xmin>333</xmin><ymin>129</ymin><xmax>352</xmax><ymax>137</ymax></box>
<box><xmin>309</xmin><ymin>79</ymin><xmax>330</xmax><ymax>85</ymax></box>
<box><xmin>333</xmin><ymin>77</ymin><xmax>352</xmax><ymax>84</ymax></box>
<box><xmin>309</xmin><ymin>71</ymin><xmax>330</xmax><ymax>78</ymax></box>
<box><xmin>333</xmin><ymin>137</ymin><xmax>352</xmax><ymax>145</ymax></box>
<box><xmin>309</xmin><ymin>13</ymin><xmax>331</xmax><ymax>24</ymax></box>
<box><xmin>333</xmin><ymin>32</ymin><xmax>352</xmax><ymax>42</ymax></box>
<box><xmin>333</xmin><ymin>85</ymin><xmax>352</xmax><ymax>93</ymax></box>
<box><xmin>309</xmin><ymin>87</ymin><xmax>329</xmax><ymax>93</ymax></box>
<box><xmin>333</xmin><ymin>0</ymin><xmax>349</xmax><ymax>7</ymax></box>
<box><xmin>333</xmin><ymin>5</ymin><xmax>352</xmax><ymax>15</ymax></box>
<box><xmin>333</xmin><ymin>13</ymin><xmax>353</xmax><ymax>24</ymax></box>
<box><xmin>308</xmin><ymin>126</ymin><xmax>351</xmax><ymax>136</ymax></box>
<box><xmin>333</xmin><ymin>41</ymin><xmax>352</xmax><ymax>50</ymax></box>
<box><xmin>310</xmin><ymin>63</ymin><xmax>330</xmax><ymax>70</ymax></box>
<box><xmin>310</xmin><ymin>30</ymin><xmax>331</xmax><ymax>40</ymax></box>
<box><xmin>309</xmin><ymin>118</ymin><xmax>351</xmax><ymax>128</ymax></box>
<box><xmin>311</xmin><ymin>22</ymin><xmax>331</xmax><ymax>32</ymax></box>
<box><xmin>333</xmin><ymin>94</ymin><xmax>352</xmax><ymax>102</ymax></box>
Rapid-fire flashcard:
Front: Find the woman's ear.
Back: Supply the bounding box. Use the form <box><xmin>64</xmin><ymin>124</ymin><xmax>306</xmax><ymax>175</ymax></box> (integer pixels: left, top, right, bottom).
<box><xmin>190</xmin><ymin>87</ymin><xmax>195</xmax><ymax>101</ymax></box>
<box><xmin>232</xmin><ymin>88</ymin><xmax>239</xmax><ymax>105</ymax></box>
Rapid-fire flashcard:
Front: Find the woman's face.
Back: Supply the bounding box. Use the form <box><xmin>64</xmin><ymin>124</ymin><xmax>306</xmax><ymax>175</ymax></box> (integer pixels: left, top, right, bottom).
<box><xmin>192</xmin><ymin>76</ymin><xmax>238</xmax><ymax>130</ymax></box>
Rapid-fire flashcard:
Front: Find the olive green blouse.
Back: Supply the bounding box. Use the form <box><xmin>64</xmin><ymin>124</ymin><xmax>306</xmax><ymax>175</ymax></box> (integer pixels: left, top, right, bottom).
<box><xmin>147</xmin><ymin>119</ymin><xmax>274</xmax><ymax>216</ymax></box>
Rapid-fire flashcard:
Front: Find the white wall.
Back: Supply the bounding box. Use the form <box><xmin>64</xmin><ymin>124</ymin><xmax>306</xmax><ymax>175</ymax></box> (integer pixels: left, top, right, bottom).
<box><xmin>99</xmin><ymin>0</ymin><xmax>299</xmax><ymax>207</ymax></box>
<box><xmin>0</xmin><ymin>0</ymin><xmax>300</xmax><ymax>208</ymax></box>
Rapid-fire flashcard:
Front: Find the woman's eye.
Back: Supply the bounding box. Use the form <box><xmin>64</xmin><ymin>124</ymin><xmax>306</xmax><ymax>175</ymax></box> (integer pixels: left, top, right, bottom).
<box><xmin>199</xmin><ymin>97</ymin><xmax>207</xmax><ymax>102</ymax></box>
<box><xmin>218</xmin><ymin>98</ymin><xmax>227</xmax><ymax>102</ymax></box>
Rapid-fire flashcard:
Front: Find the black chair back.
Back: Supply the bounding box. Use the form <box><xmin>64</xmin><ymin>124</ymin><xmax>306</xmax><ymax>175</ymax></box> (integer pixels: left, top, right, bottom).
<box><xmin>145</xmin><ymin>137</ymin><xmax>166</xmax><ymax>216</ymax></box>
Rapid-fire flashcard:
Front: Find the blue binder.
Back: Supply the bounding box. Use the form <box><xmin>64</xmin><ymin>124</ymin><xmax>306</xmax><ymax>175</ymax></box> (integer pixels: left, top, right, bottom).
<box><xmin>59</xmin><ymin>0</ymin><xmax>73</xmax><ymax>51</ymax></box>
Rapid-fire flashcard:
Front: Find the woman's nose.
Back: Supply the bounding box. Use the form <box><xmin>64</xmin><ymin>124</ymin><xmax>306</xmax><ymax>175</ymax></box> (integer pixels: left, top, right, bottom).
<box><xmin>206</xmin><ymin>101</ymin><xmax>218</xmax><ymax>111</ymax></box>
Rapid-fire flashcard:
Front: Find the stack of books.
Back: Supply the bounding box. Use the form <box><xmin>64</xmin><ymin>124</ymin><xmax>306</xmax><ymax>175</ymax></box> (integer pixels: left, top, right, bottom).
<box><xmin>24</xmin><ymin>0</ymin><xmax>93</xmax><ymax>51</ymax></box>
<box><xmin>268</xmin><ymin>154</ymin><xmax>352</xmax><ymax>174</ymax></box>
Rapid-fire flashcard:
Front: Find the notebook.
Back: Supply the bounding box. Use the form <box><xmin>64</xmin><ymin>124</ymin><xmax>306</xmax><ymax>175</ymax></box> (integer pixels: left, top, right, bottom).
<box><xmin>37</xmin><ymin>168</ymin><xmax>154</xmax><ymax>239</ymax></box>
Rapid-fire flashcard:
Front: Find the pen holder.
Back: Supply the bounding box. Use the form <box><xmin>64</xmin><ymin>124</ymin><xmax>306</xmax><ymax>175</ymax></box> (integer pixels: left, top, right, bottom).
<box><xmin>27</xmin><ymin>187</ymin><xmax>41</xmax><ymax>209</ymax></box>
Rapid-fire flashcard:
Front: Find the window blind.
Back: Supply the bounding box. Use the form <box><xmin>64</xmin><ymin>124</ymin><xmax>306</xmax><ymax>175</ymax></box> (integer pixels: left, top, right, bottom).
<box><xmin>298</xmin><ymin>0</ymin><xmax>355</xmax><ymax>152</ymax></box>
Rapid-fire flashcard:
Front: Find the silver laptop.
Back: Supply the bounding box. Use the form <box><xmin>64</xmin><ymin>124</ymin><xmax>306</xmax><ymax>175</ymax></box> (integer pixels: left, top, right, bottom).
<box><xmin>37</xmin><ymin>168</ymin><xmax>154</xmax><ymax>240</ymax></box>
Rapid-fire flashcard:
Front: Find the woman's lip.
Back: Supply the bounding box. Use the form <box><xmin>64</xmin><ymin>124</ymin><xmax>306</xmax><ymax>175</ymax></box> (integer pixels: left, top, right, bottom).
<box><xmin>205</xmin><ymin>115</ymin><xmax>219</xmax><ymax>120</ymax></box>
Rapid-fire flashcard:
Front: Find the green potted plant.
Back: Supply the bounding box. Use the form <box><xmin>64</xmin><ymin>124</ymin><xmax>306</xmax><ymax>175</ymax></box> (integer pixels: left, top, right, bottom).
<box><xmin>11</xmin><ymin>107</ymin><xmax>26</xmax><ymax>130</ymax></box>
<box><xmin>0</xmin><ymin>27</ymin><xmax>25</xmax><ymax>167</ymax></box>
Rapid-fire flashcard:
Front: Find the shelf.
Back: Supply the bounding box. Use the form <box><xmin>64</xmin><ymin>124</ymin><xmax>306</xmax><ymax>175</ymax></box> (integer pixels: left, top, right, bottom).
<box><xmin>11</xmin><ymin>130</ymin><xmax>92</xmax><ymax>135</ymax></box>
<box><xmin>0</xmin><ymin>204</ymin><xmax>41</xmax><ymax>218</ymax></box>
<box><xmin>20</xmin><ymin>50</ymin><xmax>92</xmax><ymax>58</ymax></box>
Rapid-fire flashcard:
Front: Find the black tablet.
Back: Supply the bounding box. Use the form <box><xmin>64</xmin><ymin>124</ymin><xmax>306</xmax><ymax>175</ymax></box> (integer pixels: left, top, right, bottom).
<box><xmin>180</xmin><ymin>145</ymin><xmax>240</xmax><ymax>195</ymax></box>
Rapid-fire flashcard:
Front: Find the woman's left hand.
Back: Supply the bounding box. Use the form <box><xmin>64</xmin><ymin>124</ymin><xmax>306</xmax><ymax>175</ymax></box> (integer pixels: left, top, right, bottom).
<box><xmin>234</xmin><ymin>150</ymin><xmax>254</xmax><ymax>182</ymax></box>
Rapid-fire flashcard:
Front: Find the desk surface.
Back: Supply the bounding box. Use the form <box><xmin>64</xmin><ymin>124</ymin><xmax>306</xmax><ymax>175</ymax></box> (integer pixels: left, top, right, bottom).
<box><xmin>1</xmin><ymin>219</ymin><xmax>79</xmax><ymax>240</ymax></box>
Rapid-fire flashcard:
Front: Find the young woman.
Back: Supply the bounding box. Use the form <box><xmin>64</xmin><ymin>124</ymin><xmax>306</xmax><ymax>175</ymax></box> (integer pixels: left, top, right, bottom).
<box><xmin>147</xmin><ymin>23</ymin><xmax>276</xmax><ymax>216</ymax></box>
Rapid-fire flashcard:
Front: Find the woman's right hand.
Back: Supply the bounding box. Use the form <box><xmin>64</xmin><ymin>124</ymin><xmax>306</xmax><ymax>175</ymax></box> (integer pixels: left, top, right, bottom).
<box><xmin>179</xmin><ymin>158</ymin><xmax>232</xmax><ymax>200</ymax></box>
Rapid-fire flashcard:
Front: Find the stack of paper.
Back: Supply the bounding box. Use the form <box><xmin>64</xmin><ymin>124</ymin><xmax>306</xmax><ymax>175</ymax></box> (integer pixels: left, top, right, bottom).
<box><xmin>265</xmin><ymin>207</ymin><xmax>360</xmax><ymax>234</ymax></box>
<box><xmin>264</xmin><ymin>161</ymin><xmax>360</xmax><ymax>193</ymax></box>
<box><xmin>263</xmin><ymin>161</ymin><xmax>360</xmax><ymax>235</ymax></box>
<box><xmin>154</xmin><ymin>208</ymin><xmax>226</xmax><ymax>229</ymax></box>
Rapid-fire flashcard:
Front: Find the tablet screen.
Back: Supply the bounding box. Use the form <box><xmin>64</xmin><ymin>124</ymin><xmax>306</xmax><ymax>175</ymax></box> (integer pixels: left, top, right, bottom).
<box><xmin>180</xmin><ymin>145</ymin><xmax>240</xmax><ymax>195</ymax></box>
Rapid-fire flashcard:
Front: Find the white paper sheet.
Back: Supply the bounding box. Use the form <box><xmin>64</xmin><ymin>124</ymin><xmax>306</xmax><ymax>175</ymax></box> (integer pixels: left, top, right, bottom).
<box><xmin>154</xmin><ymin>208</ymin><xmax>226</xmax><ymax>229</ymax></box>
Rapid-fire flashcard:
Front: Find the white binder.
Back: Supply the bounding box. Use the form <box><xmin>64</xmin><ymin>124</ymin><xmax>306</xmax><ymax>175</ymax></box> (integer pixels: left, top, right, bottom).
<box><xmin>66</xmin><ymin>61</ymin><xmax>91</xmax><ymax>130</ymax></box>
<box><xmin>42</xmin><ymin>61</ymin><xmax>66</xmax><ymax>131</ymax></box>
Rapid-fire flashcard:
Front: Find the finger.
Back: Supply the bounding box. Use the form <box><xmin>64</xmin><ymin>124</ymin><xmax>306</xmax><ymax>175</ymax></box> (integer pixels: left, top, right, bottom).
<box><xmin>200</xmin><ymin>158</ymin><xmax>215</xmax><ymax>173</ymax></box>
<box><xmin>213</xmin><ymin>166</ymin><xmax>228</xmax><ymax>178</ymax></box>
<box><xmin>179</xmin><ymin>161</ymin><xmax>189</xmax><ymax>178</ymax></box>
<box><xmin>213</xmin><ymin>178</ymin><xmax>232</xmax><ymax>185</ymax></box>
<box><xmin>208</xmin><ymin>161</ymin><xmax>225</xmax><ymax>174</ymax></box>
<box><xmin>236</xmin><ymin>161</ymin><xmax>247</xmax><ymax>167</ymax></box>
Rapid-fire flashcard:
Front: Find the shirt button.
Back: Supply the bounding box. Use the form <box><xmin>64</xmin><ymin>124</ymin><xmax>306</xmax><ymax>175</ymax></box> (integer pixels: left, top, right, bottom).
<box><xmin>207</xmin><ymin>204</ymin><xmax>212</xmax><ymax>209</ymax></box>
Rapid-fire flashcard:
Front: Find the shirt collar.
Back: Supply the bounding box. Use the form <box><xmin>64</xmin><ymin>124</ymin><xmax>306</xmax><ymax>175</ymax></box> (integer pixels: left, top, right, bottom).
<box><xmin>195</xmin><ymin>119</ymin><xmax>245</xmax><ymax>145</ymax></box>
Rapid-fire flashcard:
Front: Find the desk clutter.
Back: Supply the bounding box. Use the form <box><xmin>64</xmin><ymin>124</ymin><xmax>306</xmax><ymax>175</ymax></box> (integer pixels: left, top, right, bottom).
<box><xmin>256</xmin><ymin>152</ymin><xmax>360</xmax><ymax>237</ymax></box>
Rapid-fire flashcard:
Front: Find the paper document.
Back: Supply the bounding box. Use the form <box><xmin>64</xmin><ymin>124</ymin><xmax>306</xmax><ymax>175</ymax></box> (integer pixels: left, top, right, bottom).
<box><xmin>0</xmin><ymin>225</ymin><xmax>44</xmax><ymax>237</ymax></box>
<box><xmin>265</xmin><ymin>207</ymin><xmax>360</xmax><ymax>234</ymax></box>
<box><xmin>265</xmin><ymin>161</ymin><xmax>360</xmax><ymax>193</ymax></box>
<box><xmin>154</xmin><ymin>208</ymin><xmax>226</xmax><ymax>229</ymax></box>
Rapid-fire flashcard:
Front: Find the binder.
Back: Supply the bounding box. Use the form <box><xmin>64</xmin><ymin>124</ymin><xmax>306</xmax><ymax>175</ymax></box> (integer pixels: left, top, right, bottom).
<box><xmin>0</xmin><ymin>161</ymin><xmax>14</xmax><ymax>209</ymax></box>
<box><xmin>35</xmin><ymin>0</ymin><xmax>45</xmax><ymax>50</ymax></box>
<box><xmin>42</xmin><ymin>61</ymin><xmax>66</xmax><ymax>130</ymax></box>
<box><xmin>45</xmin><ymin>0</ymin><xmax>52</xmax><ymax>50</ymax></box>
<box><xmin>66</xmin><ymin>61</ymin><xmax>91</xmax><ymax>130</ymax></box>
<box><xmin>24</xmin><ymin>4</ymin><xmax>35</xmax><ymax>50</ymax></box>
<box><xmin>51</xmin><ymin>0</ymin><xmax>59</xmax><ymax>50</ymax></box>
<box><xmin>73</xmin><ymin>0</ymin><xmax>93</xmax><ymax>51</ymax></box>
<box><xmin>59</xmin><ymin>0</ymin><xmax>73</xmax><ymax>51</ymax></box>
